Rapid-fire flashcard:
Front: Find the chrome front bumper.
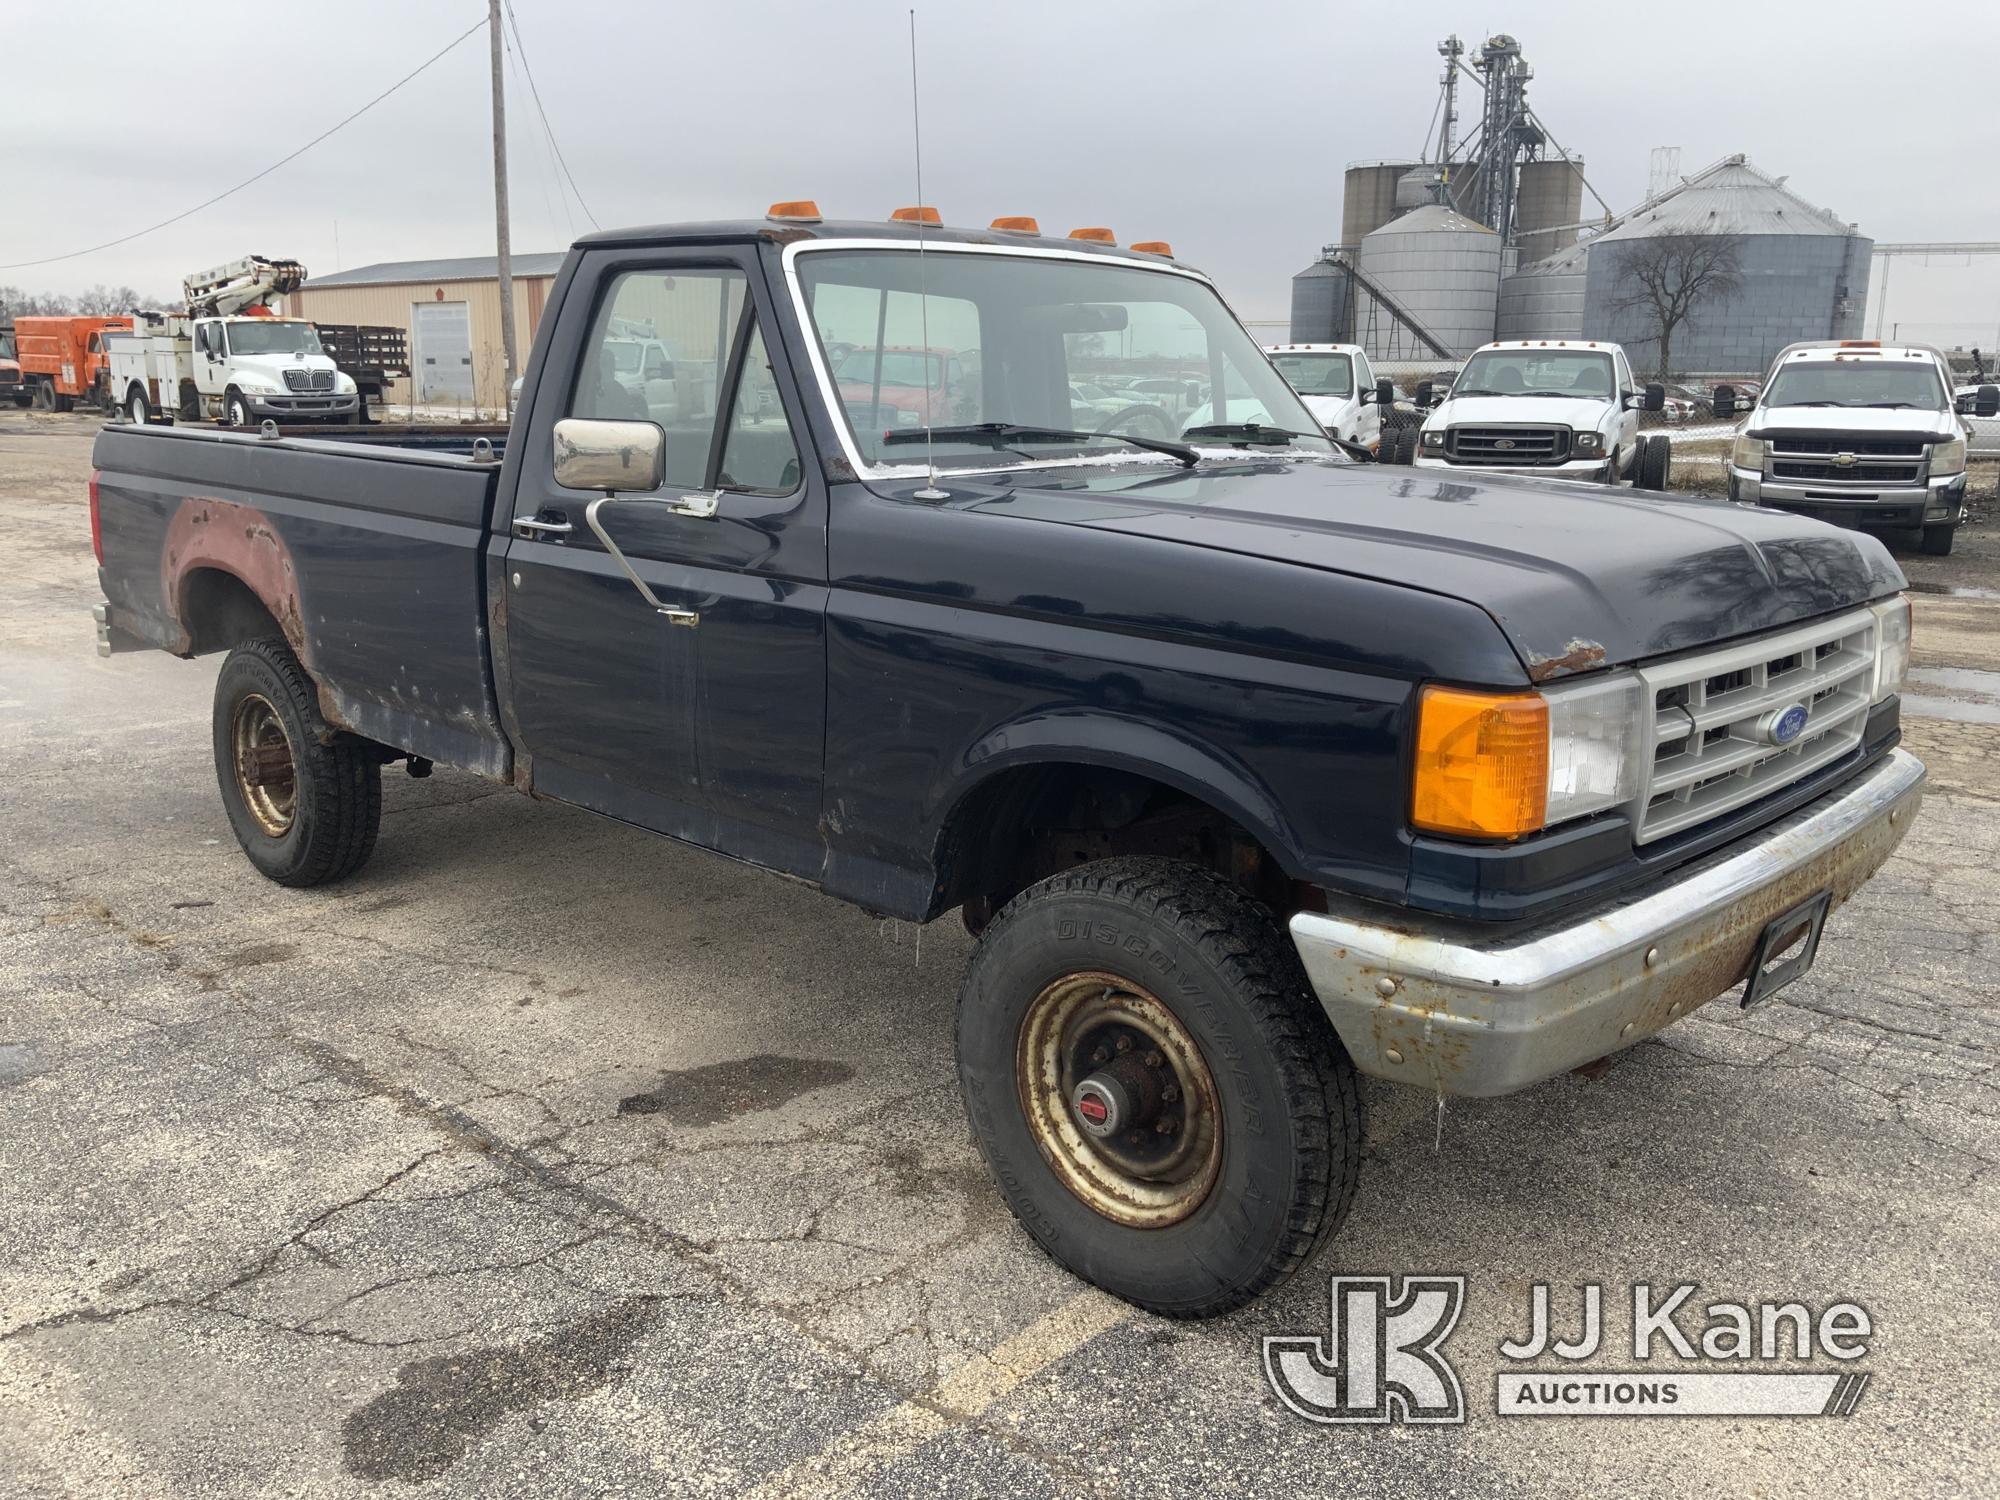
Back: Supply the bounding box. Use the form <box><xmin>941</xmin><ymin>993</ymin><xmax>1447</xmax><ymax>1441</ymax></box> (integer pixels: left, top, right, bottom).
<box><xmin>1290</xmin><ymin>749</ymin><xmax>1925</xmax><ymax>1097</ymax></box>
<box><xmin>1413</xmin><ymin>454</ymin><xmax>1611</xmax><ymax>483</ymax></box>
<box><xmin>1730</xmin><ymin>466</ymin><xmax>1962</xmax><ymax>523</ymax></box>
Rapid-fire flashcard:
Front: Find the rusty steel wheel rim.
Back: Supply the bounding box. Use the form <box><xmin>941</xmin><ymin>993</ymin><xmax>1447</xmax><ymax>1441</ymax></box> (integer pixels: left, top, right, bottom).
<box><xmin>1017</xmin><ymin>970</ymin><xmax>1223</xmax><ymax>1229</ymax></box>
<box><xmin>231</xmin><ymin>692</ymin><xmax>297</xmax><ymax>837</ymax></box>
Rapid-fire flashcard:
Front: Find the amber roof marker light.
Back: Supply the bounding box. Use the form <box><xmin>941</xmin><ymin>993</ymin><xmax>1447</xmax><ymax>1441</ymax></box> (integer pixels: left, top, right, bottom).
<box><xmin>1130</xmin><ymin>241</ymin><xmax>1174</xmax><ymax>257</ymax></box>
<box><xmin>990</xmin><ymin>216</ymin><xmax>1041</xmax><ymax>235</ymax></box>
<box><xmin>767</xmin><ymin>200</ymin><xmax>822</xmax><ymax>223</ymax></box>
<box><xmin>1068</xmin><ymin>227</ymin><xmax>1117</xmax><ymax>244</ymax></box>
<box><xmin>890</xmin><ymin>205</ymin><xmax>942</xmax><ymax>224</ymax></box>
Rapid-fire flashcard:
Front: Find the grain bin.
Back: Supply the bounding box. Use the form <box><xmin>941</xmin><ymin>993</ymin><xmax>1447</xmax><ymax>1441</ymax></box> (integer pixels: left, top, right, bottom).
<box><xmin>1355</xmin><ymin>204</ymin><xmax>1500</xmax><ymax>357</ymax></box>
<box><xmin>1341</xmin><ymin>161</ymin><xmax>1419</xmax><ymax>248</ymax></box>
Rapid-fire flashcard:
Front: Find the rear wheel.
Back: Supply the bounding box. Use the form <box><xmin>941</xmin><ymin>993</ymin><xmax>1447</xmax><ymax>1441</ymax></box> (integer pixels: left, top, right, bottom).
<box><xmin>956</xmin><ymin>856</ymin><xmax>1361</xmax><ymax>1317</ymax></box>
<box><xmin>1636</xmin><ymin>433</ymin><xmax>1671</xmax><ymax>490</ymax></box>
<box><xmin>213</xmin><ymin>639</ymin><xmax>381</xmax><ymax>887</ymax></box>
<box><xmin>1921</xmin><ymin>523</ymin><xmax>1956</xmax><ymax>556</ymax></box>
<box><xmin>32</xmin><ymin>378</ymin><xmax>54</xmax><ymax>411</ymax></box>
<box><xmin>126</xmin><ymin>387</ymin><xmax>151</xmax><ymax>425</ymax></box>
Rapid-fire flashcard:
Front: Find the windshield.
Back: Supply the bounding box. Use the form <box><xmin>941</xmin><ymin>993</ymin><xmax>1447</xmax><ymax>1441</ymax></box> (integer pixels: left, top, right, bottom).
<box><xmin>1764</xmin><ymin>360</ymin><xmax>1947</xmax><ymax>410</ymax></box>
<box><xmin>226</xmin><ymin>320</ymin><xmax>324</xmax><ymax>357</ymax></box>
<box><xmin>798</xmin><ymin>248</ymin><xmax>1329</xmax><ymax>470</ymax></box>
<box><xmin>835</xmin><ymin>349</ymin><xmax>941</xmax><ymax>389</ymax></box>
<box><xmin>1269</xmin><ymin>352</ymin><xmax>1353</xmax><ymax>398</ymax></box>
<box><xmin>1455</xmin><ymin>349</ymin><xmax>1614</xmax><ymax>399</ymax></box>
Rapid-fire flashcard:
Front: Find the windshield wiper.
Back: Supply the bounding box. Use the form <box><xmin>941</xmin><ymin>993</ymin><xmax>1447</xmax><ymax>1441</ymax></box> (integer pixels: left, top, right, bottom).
<box><xmin>1859</xmin><ymin>401</ymin><xmax>1919</xmax><ymax>408</ymax></box>
<box><xmin>1180</xmin><ymin>422</ymin><xmax>1323</xmax><ymax>447</ymax></box>
<box><xmin>881</xmin><ymin>422</ymin><xmax>1197</xmax><ymax>467</ymax></box>
<box><xmin>1519</xmin><ymin>389</ymin><xmax>1587</xmax><ymax>398</ymax></box>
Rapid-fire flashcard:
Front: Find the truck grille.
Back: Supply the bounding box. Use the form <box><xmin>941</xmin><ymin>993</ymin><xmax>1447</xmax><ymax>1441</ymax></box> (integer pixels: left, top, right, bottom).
<box><xmin>1445</xmin><ymin>425</ymin><xmax>1570</xmax><ymax>464</ymax></box>
<box><xmin>282</xmin><ymin>368</ymin><xmax>335</xmax><ymax>392</ymax></box>
<box><xmin>1774</xmin><ymin>437</ymin><xmax>1925</xmax><ymax>457</ymax></box>
<box><xmin>1772</xmin><ymin>458</ymin><xmax>1923</xmax><ymax>484</ymax></box>
<box><xmin>1636</xmin><ymin>609</ymin><xmax>1877</xmax><ymax>843</ymax></box>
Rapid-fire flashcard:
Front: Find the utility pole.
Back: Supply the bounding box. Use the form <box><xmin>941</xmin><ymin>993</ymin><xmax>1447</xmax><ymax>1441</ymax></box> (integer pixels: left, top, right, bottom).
<box><xmin>488</xmin><ymin>0</ymin><xmax>517</xmax><ymax>414</ymax></box>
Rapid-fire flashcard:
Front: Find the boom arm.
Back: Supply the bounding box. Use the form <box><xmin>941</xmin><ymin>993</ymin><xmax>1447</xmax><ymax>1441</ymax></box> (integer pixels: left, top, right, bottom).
<box><xmin>182</xmin><ymin>256</ymin><xmax>308</xmax><ymax>317</ymax></box>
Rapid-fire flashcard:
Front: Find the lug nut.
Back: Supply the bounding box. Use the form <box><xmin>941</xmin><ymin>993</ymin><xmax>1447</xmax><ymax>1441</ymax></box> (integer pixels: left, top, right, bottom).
<box><xmin>1126</xmin><ymin>1131</ymin><xmax>1144</xmax><ymax>1146</ymax></box>
<box><xmin>1161</xmin><ymin>1082</ymin><xmax>1181</xmax><ymax>1103</ymax></box>
<box><xmin>1115</xmin><ymin>1036</ymin><xmax>1133</xmax><ymax>1054</ymax></box>
<box><xmin>1143</xmin><ymin>1049</ymin><xmax>1163</xmax><ymax>1069</ymax></box>
<box><xmin>1090</xmin><ymin>1045</ymin><xmax>1110</xmax><ymax>1065</ymax></box>
<box><xmin>1155</xmin><ymin>1118</ymin><xmax>1178</xmax><ymax>1135</ymax></box>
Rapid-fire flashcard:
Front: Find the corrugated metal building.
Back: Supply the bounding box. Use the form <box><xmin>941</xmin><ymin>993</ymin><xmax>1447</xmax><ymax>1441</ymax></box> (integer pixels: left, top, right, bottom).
<box><xmin>290</xmin><ymin>252</ymin><xmax>567</xmax><ymax>410</ymax></box>
<box><xmin>1582</xmin><ymin>155</ymin><xmax>1871</xmax><ymax>375</ymax></box>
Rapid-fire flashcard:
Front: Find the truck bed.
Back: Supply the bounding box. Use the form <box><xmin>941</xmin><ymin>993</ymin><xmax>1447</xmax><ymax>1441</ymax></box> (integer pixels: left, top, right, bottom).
<box><xmin>93</xmin><ymin>422</ymin><xmax>513</xmax><ymax>780</ymax></box>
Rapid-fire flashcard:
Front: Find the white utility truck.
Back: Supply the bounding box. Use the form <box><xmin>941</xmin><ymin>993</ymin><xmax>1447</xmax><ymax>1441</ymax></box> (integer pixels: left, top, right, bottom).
<box><xmin>1413</xmin><ymin>339</ymin><xmax>1668</xmax><ymax>487</ymax></box>
<box><xmin>1721</xmin><ymin>341</ymin><xmax>1997</xmax><ymax>556</ymax></box>
<box><xmin>108</xmin><ymin>257</ymin><xmax>360</xmax><ymax>427</ymax></box>
<box><xmin>1261</xmin><ymin>343</ymin><xmax>1390</xmax><ymax>451</ymax></box>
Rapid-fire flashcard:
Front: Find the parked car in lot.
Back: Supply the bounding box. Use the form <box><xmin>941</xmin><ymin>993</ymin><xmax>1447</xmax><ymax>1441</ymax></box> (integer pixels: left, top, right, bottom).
<box><xmin>91</xmin><ymin>208</ymin><xmax>1924</xmax><ymax>1317</ymax></box>
<box><xmin>1413</xmin><ymin>339</ymin><xmax>1670</xmax><ymax>485</ymax></box>
<box><xmin>1720</xmin><ymin>341</ymin><xmax>1997</xmax><ymax>556</ymax></box>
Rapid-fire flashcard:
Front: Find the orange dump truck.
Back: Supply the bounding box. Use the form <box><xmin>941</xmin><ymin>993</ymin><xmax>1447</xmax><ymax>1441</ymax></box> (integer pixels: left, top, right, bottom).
<box><xmin>14</xmin><ymin>315</ymin><xmax>131</xmax><ymax>411</ymax></box>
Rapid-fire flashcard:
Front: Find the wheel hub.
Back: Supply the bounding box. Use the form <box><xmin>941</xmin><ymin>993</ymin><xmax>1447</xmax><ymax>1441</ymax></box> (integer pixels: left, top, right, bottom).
<box><xmin>230</xmin><ymin>692</ymin><xmax>297</xmax><ymax>837</ymax></box>
<box><xmin>1018</xmin><ymin>971</ymin><xmax>1222</xmax><ymax>1228</ymax></box>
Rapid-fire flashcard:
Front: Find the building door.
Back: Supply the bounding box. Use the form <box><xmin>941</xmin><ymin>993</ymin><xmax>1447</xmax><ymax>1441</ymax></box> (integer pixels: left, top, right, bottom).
<box><xmin>413</xmin><ymin>300</ymin><xmax>474</xmax><ymax>403</ymax></box>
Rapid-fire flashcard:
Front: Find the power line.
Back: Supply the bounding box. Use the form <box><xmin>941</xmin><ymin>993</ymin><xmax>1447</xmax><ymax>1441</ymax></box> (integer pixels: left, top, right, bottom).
<box><xmin>1</xmin><ymin>17</ymin><xmax>486</xmax><ymax>272</ymax></box>
<box><xmin>504</xmin><ymin>0</ymin><xmax>598</xmax><ymax>230</ymax></box>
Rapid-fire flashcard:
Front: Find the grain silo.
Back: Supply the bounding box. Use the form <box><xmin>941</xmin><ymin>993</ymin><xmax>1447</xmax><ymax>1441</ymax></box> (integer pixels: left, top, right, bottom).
<box><xmin>1495</xmin><ymin>236</ymin><xmax>1588</xmax><ymax>341</ymax></box>
<box><xmin>1355</xmin><ymin>204</ymin><xmax>1500</xmax><ymax>357</ymax></box>
<box><xmin>1288</xmin><ymin>257</ymin><xmax>1354</xmax><ymax>343</ymax></box>
<box><xmin>1341</xmin><ymin>161</ymin><xmax>1419</xmax><ymax>248</ymax></box>
<box><xmin>1582</xmin><ymin>155</ymin><xmax>1873</xmax><ymax>376</ymax></box>
<box><xmin>1514</xmin><ymin>158</ymin><xmax>1587</xmax><ymax>264</ymax></box>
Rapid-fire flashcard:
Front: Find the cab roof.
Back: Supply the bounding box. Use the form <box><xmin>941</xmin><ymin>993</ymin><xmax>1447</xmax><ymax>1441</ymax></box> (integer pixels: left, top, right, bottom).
<box><xmin>1264</xmin><ymin>342</ymin><xmax>1364</xmax><ymax>354</ymax></box>
<box><xmin>1777</xmin><ymin>340</ymin><xmax>1945</xmax><ymax>364</ymax></box>
<box><xmin>573</xmin><ymin>216</ymin><xmax>1191</xmax><ymax>271</ymax></box>
<box><xmin>1477</xmin><ymin>339</ymin><xmax>1619</xmax><ymax>352</ymax></box>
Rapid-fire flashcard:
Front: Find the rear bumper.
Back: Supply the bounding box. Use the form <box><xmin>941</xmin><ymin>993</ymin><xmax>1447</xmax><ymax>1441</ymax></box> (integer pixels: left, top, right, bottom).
<box><xmin>1731</xmin><ymin>466</ymin><xmax>1963</xmax><ymax>528</ymax></box>
<box><xmin>1289</xmin><ymin>749</ymin><xmax>1925</xmax><ymax>1097</ymax></box>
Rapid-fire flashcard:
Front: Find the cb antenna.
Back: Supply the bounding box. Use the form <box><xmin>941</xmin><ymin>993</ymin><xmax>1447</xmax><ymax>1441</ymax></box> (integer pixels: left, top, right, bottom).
<box><xmin>909</xmin><ymin>8</ymin><xmax>947</xmax><ymax>501</ymax></box>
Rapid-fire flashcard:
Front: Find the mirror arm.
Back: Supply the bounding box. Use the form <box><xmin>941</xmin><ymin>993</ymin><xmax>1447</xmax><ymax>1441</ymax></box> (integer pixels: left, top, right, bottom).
<box><xmin>583</xmin><ymin>494</ymin><xmax>700</xmax><ymax>626</ymax></box>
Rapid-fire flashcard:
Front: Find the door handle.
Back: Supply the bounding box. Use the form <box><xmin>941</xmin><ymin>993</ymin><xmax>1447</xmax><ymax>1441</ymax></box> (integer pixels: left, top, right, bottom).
<box><xmin>513</xmin><ymin>516</ymin><xmax>574</xmax><ymax>538</ymax></box>
<box><xmin>583</xmin><ymin>495</ymin><xmax>699</xmax><ymax>627</ymax></box>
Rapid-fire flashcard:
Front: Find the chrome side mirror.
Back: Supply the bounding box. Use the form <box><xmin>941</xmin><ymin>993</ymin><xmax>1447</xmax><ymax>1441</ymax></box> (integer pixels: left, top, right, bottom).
<box><xmin>552</xmin><ymin>417</ymin><xmax>664</xmax><ymax>492</ymax></box>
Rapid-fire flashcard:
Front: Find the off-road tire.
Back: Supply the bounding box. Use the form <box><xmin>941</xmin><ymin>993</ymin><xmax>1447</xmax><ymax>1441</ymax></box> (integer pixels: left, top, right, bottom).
<box><xmin>1920</xmin><ymin>523</ymin><xmax>1955</xmax><ymax>556</ymax></box>
<box><xmin>213</xmin><ymin>638</ymin><xmax>381</xmax><ymax>887</ymax></box>
<box><xmin>1636</xmin><ymin>432</ymin><xmax>1671</xmax><ymax>490</ymax></box>
<box><xmin>956</xmin><ymin>856</ymin><xmax>1362</xmax><ymax>1317</ymax></box>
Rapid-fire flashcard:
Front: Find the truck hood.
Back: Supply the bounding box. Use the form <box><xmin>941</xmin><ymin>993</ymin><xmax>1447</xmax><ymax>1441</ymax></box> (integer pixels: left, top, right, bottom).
<box><xmin>1430</xmin><ymin>394</ymin><xmax>1610</xmax><ymax>431</ymax></box>
<box><xmin>958</xmin><ymin>457</ymin><xmax>1904</xmax><ymax>680</ymax></box>
<box><xmin>1296</xmin><ymin>393</ymin><xmax>1358</xmax><ymax>426</ymax></box>
<box><xmin>1750</xmin><ymin>405</ymin><xmax>1958</xmax><ymax>439</ymax></box>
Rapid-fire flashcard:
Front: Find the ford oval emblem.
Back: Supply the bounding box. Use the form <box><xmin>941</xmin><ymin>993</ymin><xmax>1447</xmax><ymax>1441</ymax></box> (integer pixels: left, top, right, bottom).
<box><xmin>1495</xmin><ymin>438</ymin><xmax>1516</xmax><ymax>449</ymax></box>
<box><xmin>1769</xmin><ymin>704</ymin><xmax>1810</xmax><ymax>746</ymax></box>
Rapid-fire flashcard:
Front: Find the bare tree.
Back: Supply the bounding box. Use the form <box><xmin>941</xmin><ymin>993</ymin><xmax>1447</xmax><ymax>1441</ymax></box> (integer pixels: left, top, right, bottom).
<box><xmin>1606</xmin><ymin>233</ymin><xmax>1746</xmax><ymax>381</ymax></box>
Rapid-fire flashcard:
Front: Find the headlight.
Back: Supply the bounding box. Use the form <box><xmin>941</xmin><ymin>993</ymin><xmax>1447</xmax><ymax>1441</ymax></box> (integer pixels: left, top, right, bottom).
<box><xmin>1411</xmin><ymin>673</ymin><xmax>1644</xmax><ymax>839</ymax></box>
<box><xmin>1731</xmin><ymin>434</ymin><xmax>1766</xmax><ymax>470</ymax></box>
<box><xmin>1421</xmin><ymin>429</ymin><xmax>1445</xmax><ymax>448</ymax></box>
<box><xmin>1931</xmin><ymin>436</ymin><xmax>1966</xmax><ymax>476</ymax></box>
<box><xmin>1869</xmin><ymin>595</ymin><xmax>1911</xmax><ymax>702</ymax></box>
<box><xmin>1571</xmin><ymin>430</ymin><xmax>1605</xmax><ymax>456</ymax></box>
<box><xmin>236</xmin><ymin>377</ymin><xmax>278</xmax><ymax>393</ymax></box>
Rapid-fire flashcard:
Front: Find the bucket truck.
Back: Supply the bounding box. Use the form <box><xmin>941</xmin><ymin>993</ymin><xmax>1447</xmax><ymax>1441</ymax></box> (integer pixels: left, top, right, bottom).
<box><xmin>107</xmin><ymin>257</ymin><xmax>359</xmax><ymax>426</ymax></box>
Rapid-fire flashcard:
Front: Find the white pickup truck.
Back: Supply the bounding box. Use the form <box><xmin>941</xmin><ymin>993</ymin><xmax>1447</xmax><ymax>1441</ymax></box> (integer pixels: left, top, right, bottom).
<box><xmin>1721</xmin><ymin>341</ymin><xmax>1997</xmax><ymax>556</ymax></box>
<box><xmin>1261</xmin><ymin>343</ymin><xmax>1390</xmax><ymax>451</ymax></box>
<box><xmin>1413</xmin><ymin>339</ymin><xmax>1669</xmax><ymax>487</ymax></box>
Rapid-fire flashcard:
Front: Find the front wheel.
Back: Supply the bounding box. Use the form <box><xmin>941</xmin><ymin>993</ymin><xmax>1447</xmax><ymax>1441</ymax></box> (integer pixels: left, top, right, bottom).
<box><xmin>1921</xmin><ymin>523</ymin><xmax>1956</xmax><ymax>556</ymax></box>
<box><xmin>226</xmin><ymin>390</ymin><xmax>254</xmax><ymax>428</ymax></box>
<box><xmin>213</xmin><ymin>639</ymin><xmax>382</xmax><ymax>887</ymax></box>
<box><xmin>956</xmin><ymin>857</ymin><xmax>1361</xmax><ymax>1317</ymax></box>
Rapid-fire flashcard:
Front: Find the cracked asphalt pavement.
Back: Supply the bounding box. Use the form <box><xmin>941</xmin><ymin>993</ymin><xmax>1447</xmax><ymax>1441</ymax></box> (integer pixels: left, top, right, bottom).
<box><xmin>2</xmin><ymin>409</ymin><xmax>1996</xmax><ymax>1498</ymax></box>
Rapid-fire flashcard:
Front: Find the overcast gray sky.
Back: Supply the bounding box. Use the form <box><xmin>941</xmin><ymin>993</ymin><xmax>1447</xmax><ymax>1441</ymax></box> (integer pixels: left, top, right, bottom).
<box><xmin>8</xmin><ymin>0</ymin><xmax>2000</xmax><ymax>339</ymax></box>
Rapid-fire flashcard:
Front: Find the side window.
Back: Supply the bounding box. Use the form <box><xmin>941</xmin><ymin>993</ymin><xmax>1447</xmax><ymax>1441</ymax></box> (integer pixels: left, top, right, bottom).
<box><xmin>716</xmin><ymin>322</ymin><xmax>801</xmax><ymax>495</ymax></box>
<box><xmin>569</xmin><ymin>268</ymin><xmax>746</xmax><ymax>490</ymax></box>
<box><xmin>1615</xmin><ymin>351</ymin><xmax>1633</xmax><ymax>392</ymax></box>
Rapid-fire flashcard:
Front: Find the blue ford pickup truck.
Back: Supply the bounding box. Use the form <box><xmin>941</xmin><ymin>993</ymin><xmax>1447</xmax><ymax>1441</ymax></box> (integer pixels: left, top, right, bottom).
<box><xmin>90</xmin><ymin>210</ymin><xmax>1924</xmax><ymax>1317</ymax></box>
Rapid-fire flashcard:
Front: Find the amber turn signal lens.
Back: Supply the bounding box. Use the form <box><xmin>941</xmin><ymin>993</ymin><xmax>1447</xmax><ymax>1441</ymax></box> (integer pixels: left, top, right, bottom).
<box><xmin>890</xmin><ymin>205</ymin><xmax>941</xmax><ymax>224</ymax></box>
<box><xmin>767</xmin><ymin>200</ymin><xmax>822</xmax><ymax>222</ymax></box>
<box><xmin>1411</xmin><ymin>686</ymin><xmax>1549</xmax><ymax>839</ymax></box>
<box><xmin>1068</xmin><ymin>227</ymin><xmax>1116</xmax><ymax>244</ymax></box>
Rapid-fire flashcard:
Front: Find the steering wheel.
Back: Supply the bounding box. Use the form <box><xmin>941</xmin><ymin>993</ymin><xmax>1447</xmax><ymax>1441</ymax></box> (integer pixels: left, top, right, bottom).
<box><xmin>1096</xmin><ymin>403</ymin><xmax>1178</xmax><ymax>440</ymax></box>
